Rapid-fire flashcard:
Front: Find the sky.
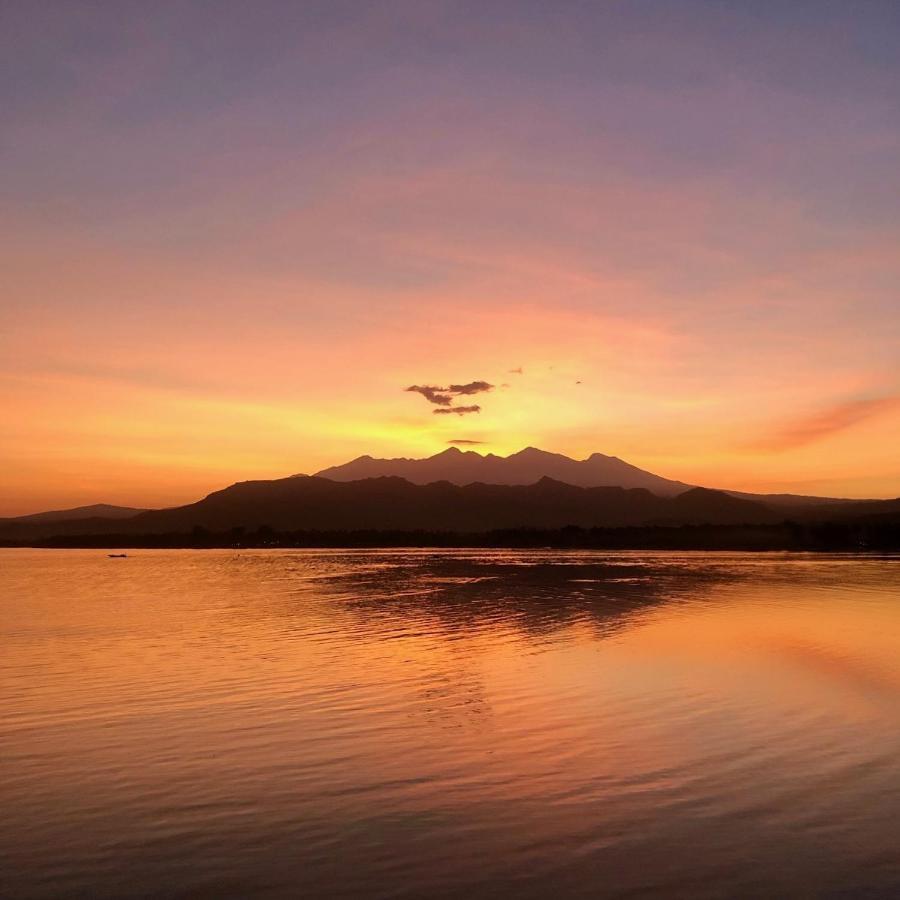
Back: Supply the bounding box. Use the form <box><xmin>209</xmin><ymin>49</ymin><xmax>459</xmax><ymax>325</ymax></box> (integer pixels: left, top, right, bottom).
<box><xmin>2</xmin><ymin>0</ymin><xmax>899</xmax><ymax>514</ymax></box>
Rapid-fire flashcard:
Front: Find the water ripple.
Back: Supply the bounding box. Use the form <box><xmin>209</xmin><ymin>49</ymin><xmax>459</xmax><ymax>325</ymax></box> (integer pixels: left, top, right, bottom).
<box><xmin>1</xmin><ymin>549</ymin><xmax>899</xmax><ymax>898</ymax></box>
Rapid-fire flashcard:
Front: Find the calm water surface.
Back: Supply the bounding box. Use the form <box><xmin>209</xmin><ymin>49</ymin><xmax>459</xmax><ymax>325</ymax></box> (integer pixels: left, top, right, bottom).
<box><xmin>2</xmin><ymin>549</ymin><xmax>899</xmax><ymax>898</ymax></box>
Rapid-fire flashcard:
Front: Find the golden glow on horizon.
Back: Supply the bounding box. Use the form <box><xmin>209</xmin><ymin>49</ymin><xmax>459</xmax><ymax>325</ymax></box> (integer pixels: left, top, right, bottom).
<box><xmin>2</xmin><ymin>294</ymin><xmax>899</xmax><ymax>515</ymax></box>
<box><xmin>2</xmin><ymin>275</ymin><xmax>900</xmax><ymax>513</ymax></box>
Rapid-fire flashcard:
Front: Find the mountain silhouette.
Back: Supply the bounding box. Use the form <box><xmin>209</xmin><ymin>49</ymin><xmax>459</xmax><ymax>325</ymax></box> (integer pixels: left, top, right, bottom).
<box><xmin>2</xmin><ymin>448</ymin><xmax>897</xmax><ymax>544</ymax></box>
<box><xmin>0</xmin><ymin>503</ymin><xmax>147</xmax><ymax>525</ymax></box>
<box><xmin>0</xmin><ymin>476</ymin><xmax>782</xmax><ymax>540</ymax></box>
<box><xmin>314</xmin><ymin>446</ymin><xmax>692</xmax><ymax>495</ymax></box>
<box><xmin>313</xmin><ymin>446</ymin><xmax>864</xmax><ymax>507</ymax></box>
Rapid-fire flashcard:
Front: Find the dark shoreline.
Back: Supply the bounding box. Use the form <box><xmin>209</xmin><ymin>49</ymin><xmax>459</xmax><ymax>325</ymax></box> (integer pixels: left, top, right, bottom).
<box><xmin>4</xmin><ymin>521</ymin><xmax>899</xmax><ymax>552</ymax></box>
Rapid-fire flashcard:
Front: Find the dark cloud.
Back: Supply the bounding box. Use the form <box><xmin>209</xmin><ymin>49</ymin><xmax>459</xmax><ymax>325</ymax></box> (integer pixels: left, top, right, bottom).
<box><xmin>405</xmin><ymin>380</ymin><xmax>494</xmax><ymax>409</ymax></box>
<box><xmin>448</xmin><ymin>439</ymin><xmax>485</xmax><ymax>445</ymax></box>
<box><xmin>447</xmin><ymin>380</ymin><xmax>493</xmax><ymax>396</ymax></box>
<box><xmin>509</xmin><ymin>367</ymin><xmax>523</xmax><ymax>375</ymax></box>
<box><xmin>434</xmin><ymin>405</ymin><xmax>481</xmax><ymax>416</ymax></box>
<box><xmin>406</xmin><ymin>385</ymin><xmax>453</xmax><ymax>406</ymax></box>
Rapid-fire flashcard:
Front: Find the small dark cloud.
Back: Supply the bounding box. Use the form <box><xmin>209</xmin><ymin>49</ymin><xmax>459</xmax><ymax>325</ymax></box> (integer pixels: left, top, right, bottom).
<box><xmin>405</xmin><ymin>380</ymin><xmax>493</xmax><ymax>408</ymax></box>
<box><xmin>406</xmin><ymin>385</ymin><xmax>453</xmax><ymax>406</ymax></box>
<box><xmin>509</xmin><ymin>367</ymin><xmax>523</xmax><ymax>375</ymax></box>
<box><xmin>434</xmin><ymin>405</ymin><xmax>481</xmax><ymax>416</ymax></box>
<box><xmin>447</xmin><ymin>380</ymin><xmax>493</xmax><ymax>396</ymax></box>
<box><xmin>448</xmin><ymin>439</ymin><xmax>485</xmax><ymax>445</ymax></box>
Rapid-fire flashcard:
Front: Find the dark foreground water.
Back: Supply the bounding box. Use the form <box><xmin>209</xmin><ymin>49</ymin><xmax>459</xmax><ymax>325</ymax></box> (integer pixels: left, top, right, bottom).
<box><xmin>1</xmin><ymin>550</ymin><xmax>899</xmax><ymax>899</ymax></box>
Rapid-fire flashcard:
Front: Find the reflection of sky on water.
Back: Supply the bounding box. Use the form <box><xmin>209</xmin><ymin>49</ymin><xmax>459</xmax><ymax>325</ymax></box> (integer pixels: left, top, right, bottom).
<box><xmin>1</xmin><ymin>550</ymin><xmax>899</xmax><ymax>898</ymax></box>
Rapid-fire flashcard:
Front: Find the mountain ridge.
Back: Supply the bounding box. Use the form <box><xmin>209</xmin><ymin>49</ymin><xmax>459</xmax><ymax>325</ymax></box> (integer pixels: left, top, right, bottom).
<box><xmin>0</xmin><ymin>503</ymin><xmax>147</xmax><ymax>524</ymax></box>
<box><xmin>312</xmin><ymin>446</ymin><xmax>863</xmax><ymax>507</ymax></box>
<box><xmin>313</xmin><ymin>446</ymin><xmax>693</xmax><ymax>496</ymax></box>
<box><xmin>0</xmin><ymin>476</ymin><xmax>783</xmax><ymax>540</ymax></box>
<box><xmin>3</xmin><ymin>472</ymin><xmax>899</xmax><ymax>545</ymax></box>
<box><xmin>3</xmin><ymin>448</ymin><xmax>895</xmax><ymax>539</ymax></box>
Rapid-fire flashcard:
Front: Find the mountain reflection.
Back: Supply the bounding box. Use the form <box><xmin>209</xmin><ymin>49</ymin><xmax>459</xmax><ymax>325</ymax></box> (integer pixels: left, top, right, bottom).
<box><xmin>303</xmin><ymin>553</ymin><xmax>726</xmax><ymax>641</ymax></box>
<box><xmin>220</xmin><ymin>552</ymin><xmax>732</xmax><ymax>735</ymax></box>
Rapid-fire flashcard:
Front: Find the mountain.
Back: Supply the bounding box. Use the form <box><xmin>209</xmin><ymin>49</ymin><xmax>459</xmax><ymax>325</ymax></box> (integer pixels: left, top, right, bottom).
<box><xmin>0</xmin><ymin>476</ymin><xmax>782</xmax><ymax>541</ymax></box>
<box><xmin>314</xmin><ymin>447</ymin><xmax>693</xmax><ymax>496</ymax></box>
<box><xmin>2</xmin><ymin>448</ymin><xmax>896</xmax><ymax>545</ymax></box>
<box><xmin>0</xmin><ymin>504</ymin><xmax>147</xmax><ymax>524</ymax></box>
<box><xmin>315</xmin><ymin>447</ymin><xmax>867</xmax><ymax>508</ymax></box>
<box><xmin>722</xmin><ymin>490</ymin><xmax>860</xmax><ymax>508</ymax></box>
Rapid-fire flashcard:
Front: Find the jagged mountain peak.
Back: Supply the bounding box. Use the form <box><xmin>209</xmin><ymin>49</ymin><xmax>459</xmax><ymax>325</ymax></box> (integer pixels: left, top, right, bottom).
<box><xmin>314</xmin><ymin>447</ymin><xmax>692</xmax><ymax>496</ymax></box>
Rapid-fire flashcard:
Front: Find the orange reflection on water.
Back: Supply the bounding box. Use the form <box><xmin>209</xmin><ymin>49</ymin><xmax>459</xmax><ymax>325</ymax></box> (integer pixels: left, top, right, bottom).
<box><xmin>2</xmin><ymin>550</ymin><xmax>899</xmax><ymax>898</ymax></box>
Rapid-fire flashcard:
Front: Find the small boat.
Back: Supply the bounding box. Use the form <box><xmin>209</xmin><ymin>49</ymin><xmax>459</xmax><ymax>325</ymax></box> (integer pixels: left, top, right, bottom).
<box><xmin>108</xmin><ymin>553</ymin><xmax>128</xmax><ymax>558</ymax></box>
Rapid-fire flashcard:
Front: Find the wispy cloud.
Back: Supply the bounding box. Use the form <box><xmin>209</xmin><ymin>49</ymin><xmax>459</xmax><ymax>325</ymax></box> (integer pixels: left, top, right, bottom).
<box><xmin>434</xmin><ymin>405</ymin><xmax>481</xmax><ymax>416</ymax></box>
<box><xmin>448</xmin><ymin>439</ymin><xmax>484</xmax><ymax>445</ymax></box>
<box><xmin>747</xmin><ymin>394</ymin><xmax>900</xmax><ymax>451</ymax></box>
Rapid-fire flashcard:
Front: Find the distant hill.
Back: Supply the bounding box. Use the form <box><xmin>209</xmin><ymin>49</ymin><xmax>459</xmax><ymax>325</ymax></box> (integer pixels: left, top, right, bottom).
<box><xmin>0</xmin><ymin>504</ymin><xmax>147</xmax><ymax>524</ymax></box>
<box><xmin>0</xmin><ymin>476</ymin><xmax>783</xmax><ymax>540</ymax></box>
<box><xmin>314</xmin><ymin>447</ymin><xmax>693</xmax><ymax>496</ymax></box>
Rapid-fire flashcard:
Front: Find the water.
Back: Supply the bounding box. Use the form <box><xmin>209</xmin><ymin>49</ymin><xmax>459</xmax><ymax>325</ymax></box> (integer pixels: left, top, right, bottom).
<box><xmin>2</xmin><ymin>549</ymin><xmax>899</xmax><ymax>899</ymax></box>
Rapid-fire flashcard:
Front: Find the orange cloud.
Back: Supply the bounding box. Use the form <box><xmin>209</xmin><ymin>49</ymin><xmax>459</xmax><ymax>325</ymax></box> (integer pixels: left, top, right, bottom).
<box><xmin>746</xmin><ymin>395</ymin><xmax>900</xmax><ymax>452</ymax></box>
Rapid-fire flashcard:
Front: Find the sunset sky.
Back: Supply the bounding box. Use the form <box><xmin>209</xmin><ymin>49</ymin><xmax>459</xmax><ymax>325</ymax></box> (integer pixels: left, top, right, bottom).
<box><xmin>2</xmin><ymin>1</ymin><xmax>899</xmax><ymax>515</ymax></box>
